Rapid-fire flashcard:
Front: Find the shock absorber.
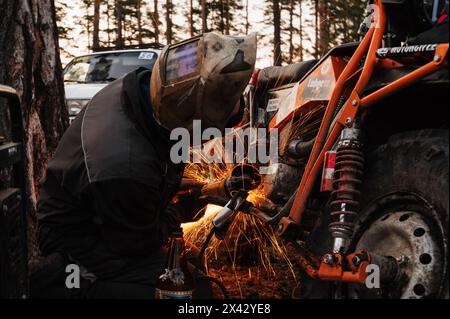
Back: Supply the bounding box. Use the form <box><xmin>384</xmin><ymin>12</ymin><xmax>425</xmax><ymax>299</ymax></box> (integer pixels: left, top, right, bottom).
<box><xmin>329</xmin><ymin>125</ymin><xmax>364</xmax><ymax>254</ymax></box>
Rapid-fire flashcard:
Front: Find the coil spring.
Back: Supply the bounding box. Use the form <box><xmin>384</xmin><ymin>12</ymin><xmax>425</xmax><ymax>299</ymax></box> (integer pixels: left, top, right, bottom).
<box><xmin>329</xmin><ymin>144</ymin><xmax>365</xmax><ymax>241</ymax></box>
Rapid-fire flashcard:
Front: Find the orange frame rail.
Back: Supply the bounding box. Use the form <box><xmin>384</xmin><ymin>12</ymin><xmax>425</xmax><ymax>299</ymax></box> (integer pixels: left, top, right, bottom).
<box><xmin>278</xmin><ymin>0</ymin><xmax>449</xmax><ymax>234</ymax></box>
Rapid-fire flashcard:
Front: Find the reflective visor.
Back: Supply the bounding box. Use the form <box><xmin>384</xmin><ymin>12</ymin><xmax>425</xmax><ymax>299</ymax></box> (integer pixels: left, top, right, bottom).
<box><xmin>166</xmin><ymin>40</ymin><xmax>200</xmax><ymax>83</ymax></box>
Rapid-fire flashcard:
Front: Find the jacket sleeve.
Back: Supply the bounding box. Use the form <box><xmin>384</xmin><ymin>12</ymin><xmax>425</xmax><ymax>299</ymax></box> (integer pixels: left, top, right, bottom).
<box><xmin>88</xmin><ymin>179</ymin><xmax>183</xmax><ymax>257</ymax></box>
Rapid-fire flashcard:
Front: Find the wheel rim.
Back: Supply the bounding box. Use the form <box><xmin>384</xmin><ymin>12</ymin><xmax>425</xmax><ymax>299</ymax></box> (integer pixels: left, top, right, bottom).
<box><xmin>348</xmin><ymin>211</ymin><xmax>444</xmax><ymax>298</ymax></box>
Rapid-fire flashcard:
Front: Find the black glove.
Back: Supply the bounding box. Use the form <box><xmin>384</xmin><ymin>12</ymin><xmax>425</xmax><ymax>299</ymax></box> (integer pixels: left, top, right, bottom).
<box><xmin>176</xmin><ymin>190</ymin><xmax>208</xmax><ymax>222</ymax></box>
<box><xmin>172</xmin><ymin>179</ymin><xmax>208</xmax><ymax>223</ymax></box>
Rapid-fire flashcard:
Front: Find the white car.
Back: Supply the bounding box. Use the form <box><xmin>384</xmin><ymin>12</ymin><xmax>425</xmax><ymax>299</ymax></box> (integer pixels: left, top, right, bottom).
<box><xmin>63</xmin><ymin>49</ymin><xmax>161</xmax><ymax>121</ymax></box>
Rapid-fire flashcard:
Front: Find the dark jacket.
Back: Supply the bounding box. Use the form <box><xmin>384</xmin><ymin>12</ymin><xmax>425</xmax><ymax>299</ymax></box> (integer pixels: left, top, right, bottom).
<box><xmin>37</xmin><ymin>69</ymin><xmax>186</xmax><ymax>279</ymax></box>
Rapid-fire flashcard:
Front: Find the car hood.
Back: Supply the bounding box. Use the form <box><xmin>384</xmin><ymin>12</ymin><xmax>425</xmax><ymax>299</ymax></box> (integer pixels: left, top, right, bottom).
<box><xmin>64</xmin><ymin>83</ymin><xmax>109</xmax><ymax>100</ymax></box>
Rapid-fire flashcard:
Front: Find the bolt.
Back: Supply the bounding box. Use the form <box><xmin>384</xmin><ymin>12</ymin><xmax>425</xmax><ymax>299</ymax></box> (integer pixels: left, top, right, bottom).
<box><xmin>352</xmin><ymin>255</ymin><xmax>362</xmax><ymax>266</ymax></box>
<box><xmin>352</xmin><ymin>99</ymin><xmax>358</xmax><ymax>106</ymax></box>
<box><xmin>324</xmin><ymin>254</ymin><xmax>335</xmax><ymax>265</ymax></box>
<box><xmin>434</xmin><ymin>55</ymin><xmax>441</xmax><ymax>62</ymax></box>
<box><xmin>345</xmin><ymin>117</ymin><xmax>353</xmax><ymax>126</ymax></box>
<box><xmin>277</xmin><ymin>223</ymin><xmax>284</xmax><ymax>232</ymax></box>
<box><xmin>397</xmin><ymin>255</ymin><xmax>409</xmax><ymax>266</ymax></box>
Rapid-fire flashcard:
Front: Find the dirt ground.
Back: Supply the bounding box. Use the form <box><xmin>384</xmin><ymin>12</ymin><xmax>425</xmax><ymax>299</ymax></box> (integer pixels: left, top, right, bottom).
<box><xmin>184</xmin><ymin>215</ymin><xmax>302</xmax><ymax>299</ymax></box>
<box><xmin>206</xmin><ymin>258</ymin><xmax>300</xmax><ymax>299</ymax></box>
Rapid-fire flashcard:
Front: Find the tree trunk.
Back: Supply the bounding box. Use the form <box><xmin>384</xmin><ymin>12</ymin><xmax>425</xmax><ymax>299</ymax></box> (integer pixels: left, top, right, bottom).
<box><xmin>273</xmin><ymin>0</ymin><xmax>282</xmax><ymax>66</ymax></box>
<box><xmin>318</xmin><ymin>0</ymin><xmax>330</xmax><ymax>56</ymax></box>
<box><xmin>225</xmin><ymin>0</ymin><xmax>230</xmax><ymax>35</ymax></box>
<box><xmin>219</xmin><ymin>0</ymin><xmax>225</xmax><ymax>34</ymax></box>
<box><xmin>342</xmin><ymin>1</ymin><xmax>349</xmax><ymax>43</ymax></box>
<box><xmin>115</xmin><ymin>0</ymin><xmax>124</xmax><ymax>48</ymax></box>
<box><xmin>123</xmin><ymin>3</ymin><xmax>128</xmax><ymax>46</ymax></box>
<box><xmin>245</xmin><ymin>0</ymin><xmax>249</xmax><ymax>35</ymax></box>
<box><xmin>189</xmin><ymin>0</ymin><xmax>195</xmax><ymax>37</ymax></box>
<box><xmin>137</xmin><ymin>0</ymin><xmax>143</xmax><ymax>44</ymax></box>
<box><xmin>93</xmin><ymin>0</ymin><xmax>101</xmax><ymax>51</ymax></box>
<box><xmin>289</xmin><ymin>0</ymin><xmax>294</xmax><ymax>63</ymax></box>
<box><xmin>85</xmin><ymin>2</ymin><xmax>91</xmax><ymax>50</ymax></box>
<box><xmin>299</xmin><ymin>0</ymin><xmax>303</xmax><ymax>61</ymax></box>
<box><xmin>315</xmin><ymin>0</ymin><xmax>319</xmax><ymax>59</ymax></box>
<box><xmin>107</xmin><ymin>0</ymin><xmax>111</xmax><ymax>46</ymax></box>
<box><xmin>152</xmin><ymin>0</ymin><xmax>160</xmax><ymax>43</ymax></box>
<box><xmin>166</xmin><ymin>0</ymin><xmax>173</xmax><ymax>44</ymax></box>
<box><xmin>0</xmin><ymin>0</ymin><xmax>69</xmax><ymax>219</ymax></box>
<box><xmin>201</xmin><ymin>0</ymin><xmax>208</xmax><ymax>33</ymax></box>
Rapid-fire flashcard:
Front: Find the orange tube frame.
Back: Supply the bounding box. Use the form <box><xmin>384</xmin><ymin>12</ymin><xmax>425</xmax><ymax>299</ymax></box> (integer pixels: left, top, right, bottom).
<box><xmin>281</xmin><ymin>0</ymin><xmax>449</xmax><ymax>232</ymax></box>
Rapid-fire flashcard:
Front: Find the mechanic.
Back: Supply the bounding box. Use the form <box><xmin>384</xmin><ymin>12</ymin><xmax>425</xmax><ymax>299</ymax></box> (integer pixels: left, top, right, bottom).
<box><xmin>30</xmin><ymin>32</ymin><xmax>256</xmax><ymax>299</ymax></box>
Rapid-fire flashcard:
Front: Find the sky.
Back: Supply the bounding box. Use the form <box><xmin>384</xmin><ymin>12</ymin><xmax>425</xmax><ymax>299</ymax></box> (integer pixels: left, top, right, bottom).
<box><xmin>57</xmin><ymin>0</ymin><xmax>316</xmax><ymax>68</ymax></box>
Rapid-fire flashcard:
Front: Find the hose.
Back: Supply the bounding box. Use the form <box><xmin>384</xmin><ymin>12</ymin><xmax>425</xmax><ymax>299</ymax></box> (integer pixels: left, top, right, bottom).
<box><xmin>194</xmin><ymin>226</ymin><xmax>230</xmax><ymax>299</ymax></box>
<box><xmin>196</xmin><ymin>276</ymin><xmax>230</xmax><ymax>299</ymax></box>
<box><xmin>196</xmin><ymin>226</ymin><xmax>216</xmax><ymax>277</ymax></box>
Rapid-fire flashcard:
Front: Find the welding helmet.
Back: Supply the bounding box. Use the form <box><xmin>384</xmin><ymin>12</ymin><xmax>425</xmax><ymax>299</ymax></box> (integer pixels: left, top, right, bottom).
<box><xmin>150</xmin><ymin>32</ymin><xmax>257</xmax><ymax>133</ymax></box>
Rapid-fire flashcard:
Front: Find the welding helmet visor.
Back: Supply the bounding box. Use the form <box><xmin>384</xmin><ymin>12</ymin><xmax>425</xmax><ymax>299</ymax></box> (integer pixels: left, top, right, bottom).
<box><xmin>150</xmin><ymin>32</ymin><xmax>257</xmax><ymax>133</ymax></box>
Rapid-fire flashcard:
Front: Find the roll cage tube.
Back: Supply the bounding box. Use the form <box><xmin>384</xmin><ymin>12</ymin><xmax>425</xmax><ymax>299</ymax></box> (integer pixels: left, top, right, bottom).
<box><xmin>277</xmin><ymin>0</ymin><xmax>449</xmax><ymax>236</ymax></box>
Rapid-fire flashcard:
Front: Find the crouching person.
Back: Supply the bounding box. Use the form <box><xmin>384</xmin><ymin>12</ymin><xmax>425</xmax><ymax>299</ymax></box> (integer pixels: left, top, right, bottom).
<box><xmin>30</xmin><ymin>32</ymin><xmax>256</xmax><ymax>299</ymax></box>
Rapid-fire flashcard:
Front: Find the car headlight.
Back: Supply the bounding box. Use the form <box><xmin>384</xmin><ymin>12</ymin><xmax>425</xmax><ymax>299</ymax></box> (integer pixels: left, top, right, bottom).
<box><xmin>66</xmin><ymin>99</ymin><xmax>90</xmax><ymax>116</ymax></box>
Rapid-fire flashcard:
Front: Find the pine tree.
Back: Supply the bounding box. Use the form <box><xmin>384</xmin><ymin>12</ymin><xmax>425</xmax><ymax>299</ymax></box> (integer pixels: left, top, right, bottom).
<box><xmin>279</xmin><ymin>0</ymin><xmax>305</xmax><ymax>63</ymax></box>
<box><xmin>165</xmin><ymin>0</ymin><xmax>173</xmax><ymax>44</ymax></box>
<box><xmin>82</xmin><ymin>0</ymin><xmax>94</xmax><ymax>50</ymax></box>
<box><xmin>55</xmin><ymin>1</ymin><xmax>74</xmax><ymax>41</ymax></box>
<box><xmin>228</xmin><ymin>0</ymin><xmax>246</xmax><ymax>35</ymax></box>
<box><xmin>299</xmin><ymin>0</ymin><xmax>304</xmax><ymax>61</ymax></box>
<box><xmin>185</xmin><ymin>0</ymin><xmax>202</xmax><ymax>37</ymax></box>
<box><xmin>149</xmin><ymin>0</ymin><xmax>161</xmax><ymax>43</ymax></box>
<box><xmin>312</xmin><ymin>0</ymin><xmax>366</xmax><ymax>58</ymax></box>
<box><xmin>301</xmin><ymin>0</ymin><xmax>316</xmax><ymax>59</ymax></box>
<box><xmin>163</xmin><ymin>0</ymin><xmax>182</xmax><ymax>44</ymax></box>
<box><xmin>122</xmin><ymin>0</ymin><xmax>140</xmax><ymax>45</ymax></box>
<box><xmin>208</xmin><ymin>0</ymin><xmax>225</xmax><ymax>33</ymax></box>
<box><xmin>225</xmin><ymin>0</ymin><xmax>230</xmax><ymax>35</ymax></box>
<box><xmin>137</xmin><ymin>0</ymin><xmax>143</xmax><ymax>44</ymax></box>
<box><xmin>92</xmin><ymin>0</ymin><xmax>101</xmax><ymax>50</ymax></box>
<box><xmin>53</xmin><ymin>0</ymin><xmax>367</xmax><ymax>61</ymax></box>
<box><xmin>136</xmin><ymin>0</ymin><xmax>156</xmax><ymax>44</ymax></box>
<box><xmin>115</xmin><ymin>0</ymin><xmax>124</xmax><ymax>48</ymax></box>
<box><xmin>189</xmin><ymin>0</ymin><xmax>195</xmax><ymax>36</ymax></box>
<box><xmin>201</xmin><ymin>0</ymin><xmax>208</xmax><ymax>33</ymax></box>
<box><xmin>314</xmin><ymin>0</ymin><xmax>319</xmax><ymax>58</ymax></box>
<box><xmin>245</xmin><ymin>0</ymin><xmax>250</xmax><ymax>35</ymax></box>
<box><xmin>288</xmin><ymin>0</ymin><xmax>295</xmax><ymax>63</ymax></box>
<box><xmin>208</xmin><ymin>0</ymin><xmax>243</xmax><ymax>35</ymax></box>
<box><xmin>273</xmin><ymin>0</ymin><xmax>282</xmax><ymax>66</ymax></box>
<box><xmin>104</xmin><ymin>0</ymin><xmax>114</xmax><ymax>47</ymax></box>
<box><xmin>318</xmin><ymin>0</ymin><xmax>330</xmax><ymax>56</ymax></box>
<box><xmin>329</xmin><ymin>0</ymin><xmax>366</xmax><ymax>45</ymax></box>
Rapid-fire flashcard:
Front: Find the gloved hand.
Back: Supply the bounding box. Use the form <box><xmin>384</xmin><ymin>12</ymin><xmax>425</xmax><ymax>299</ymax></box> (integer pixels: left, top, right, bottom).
<box><xmin>172</xmin><ymin>179</ymin><xmax>208</xmax><ymax>223</ymax></box>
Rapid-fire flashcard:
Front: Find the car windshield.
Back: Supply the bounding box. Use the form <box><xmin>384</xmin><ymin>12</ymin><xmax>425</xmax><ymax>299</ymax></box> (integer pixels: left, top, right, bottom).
<box><xmin>63</xmin><ymin>51</ymin><xmax>157</xmax><ymax>84</ymax></box>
